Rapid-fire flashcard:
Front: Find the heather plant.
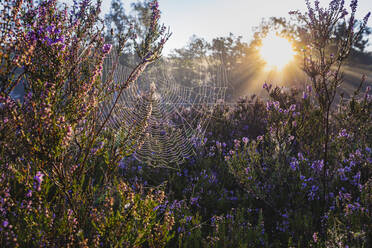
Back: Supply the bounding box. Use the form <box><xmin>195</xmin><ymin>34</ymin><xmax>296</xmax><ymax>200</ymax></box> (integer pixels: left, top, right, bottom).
<box><xmin>112</xmin><ymin>83</ymin><xmax>370</xmax><ymax>247</ymax></box>
<box><xmin>226</xmin><ymin>0</ymin><xmax>371</xmax><ymax>246</ymax></box>
<box><xmin>206</xmin><ymin>208</ymin><xmax>268</xmax><ymax>248</ymax></box>
<box><xmin>0</xmin><ymin>0</ymin><xmax>173</xmax><ymax>247</ymax></box>
<box><xmin>289</xmin><ymin>0</ymin><xmax>370</xmax><ymax>185</ymax></box>
<box><xmin>118</xmin><ymin>72</ymin><xmax>370</xmax><ymax>246</ymax></box>
<box><xmin>117</xmin><ymin>123</ymin><xmax>257</xmax><ymax>247</ymax></box>
<box><xmin>291</xmin><ymin>0</ymin><xmax>370</xmax><ymax>234</ymax></box>
<box><xmin>205</xmin><ymin>95</ymin><xmax>267</xmax><ymax>147</ymax></box>
<box><xmin>227</xmin><ymin>84</ymin><xmax>371</xmax><ymax>246</ymax></box>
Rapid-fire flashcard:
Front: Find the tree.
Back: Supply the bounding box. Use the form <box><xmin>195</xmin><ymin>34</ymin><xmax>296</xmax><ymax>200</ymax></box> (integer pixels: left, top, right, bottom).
<box><xmin>169</xmin><ymin>36</ymin><xmax>210</xmax><ymax>87</ymax></box>
<box><xmin>250</xmin><ymin>10</ymin><xmax>371</xmax><ymax>58</ymax></box>
<box><xmin>169</xmin><ymin>33</ymin><xmax>256</xmax><ymax>100</ymax></box>
<box><xmin>105</xmin><ymin>0</ymin><xmax>130</xmax><ymax>38</ymax></box>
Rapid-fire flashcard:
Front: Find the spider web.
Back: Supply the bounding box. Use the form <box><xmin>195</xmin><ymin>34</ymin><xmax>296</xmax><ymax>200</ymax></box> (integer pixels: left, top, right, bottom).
<box><xmin>100</xmin><ymin>54</ymin><xmax>227</xmax><ymax>167</ymax></box>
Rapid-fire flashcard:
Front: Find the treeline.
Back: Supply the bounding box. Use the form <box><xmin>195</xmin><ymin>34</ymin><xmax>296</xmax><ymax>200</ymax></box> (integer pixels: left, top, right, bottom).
<box><xmin>104</xmin><ymin>0</ymin><xmax>372</xmax><ymax>101</ymax></box>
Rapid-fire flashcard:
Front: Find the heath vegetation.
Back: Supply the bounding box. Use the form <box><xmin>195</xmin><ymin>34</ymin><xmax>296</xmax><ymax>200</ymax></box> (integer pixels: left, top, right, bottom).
<box><xmin>0</xmin><ymin>0</ymin><xmax>371</xmax><ymax>247</ymax></box>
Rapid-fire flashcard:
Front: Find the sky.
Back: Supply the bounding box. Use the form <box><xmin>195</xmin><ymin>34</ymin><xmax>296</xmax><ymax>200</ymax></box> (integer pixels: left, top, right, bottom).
<box><xmin>67</xmin><ymin>0</ymin><xmax>372</xmax><ymax>54</ymax></box>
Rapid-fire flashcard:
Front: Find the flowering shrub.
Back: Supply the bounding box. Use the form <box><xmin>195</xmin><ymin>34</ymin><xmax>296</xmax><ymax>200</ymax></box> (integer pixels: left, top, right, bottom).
<box><xmin>116</xmin><ymin>1</ymin><xmax>371</xmax><ymax>247</ymax></box>
<box><xmin>0</xmin><ymin>0</ymin><xmax>173</xmax><ymax>247</ymax></box>
<box><xmin>227</xmin><ymin>83</ymin><xmax>371</xmax><ymax>245</ymax></box>
<box><xmin>225</xmin><ymin>0</ymin><xmax>371</xmax><ymax>245</ymax></box>
<box><xmin>1</xmin><ymin>0</ymin><xmax>371</xmax><ymax>247</ymax></box>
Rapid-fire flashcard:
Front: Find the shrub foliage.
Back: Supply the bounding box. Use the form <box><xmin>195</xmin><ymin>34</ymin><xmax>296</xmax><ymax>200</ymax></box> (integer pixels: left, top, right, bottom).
<box><xmin>0</xmin><ymin>0</ymin><xmax>371</xmax><ymax>247</ymax></box>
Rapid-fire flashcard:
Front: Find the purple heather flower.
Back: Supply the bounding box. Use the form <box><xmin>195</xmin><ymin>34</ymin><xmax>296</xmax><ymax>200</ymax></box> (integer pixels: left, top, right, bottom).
<box><xmin>266</xmin><ymin>101</ymin><xmax>272</xmax><ymax>110</ymax></box>
<box><xmin>26</xmin><ymin>190</ymin><xmax>32</xmax><ymax>198</ymax></box>
<box><xmin>363</xmin><ymin>12</ymin><xmax>371</xmax><ymax>26</ymax></box>
<box><xmin>34</xmin><ymin>171</ymin><xmax>44</xmax><ymax>184</ymax></box>
<box><xmin>2</xmin><ymin>220</ymin><xmax>8</xmax><ymax>228</ymax></box>
<box><xmin>303</xmin><ymin>91</ymin><xmax>308</xmax><ymax>99</ymax></box>
<box><xmin>350</xmin><ymin>0</ymin><xmax>357</xmax><ymax>13</ymax></box>
<box><xmin>216</xmin><ymin>141</ymin><xmax>221</xmax><ymax>150</ymax></box>
<box><xmin>46</xmin><ymin>25</ymin><xmax>55</xmax><ymax>33</ymax></box>
<box><xmin>355</xmin><ymin>149</ymin><xmax>361</xmax><ymax>157</ymax></box>
<box><xmin>190</xmin><ymin>196</ymin><xmax>199</xmax><ymax>206</ymax></box>
<box><xmin>352</xmin><ymin>171</ymin><xmax>361</xmax><ymax>183</ymax></box>
<box><xmin>308</xmin><ymin>185</ymin><xmax>319</xmax><ymax>200</ymax></box>
<box><xmin>33</xmin><ymin>171</ymin><xmax>44</xmax><ymax>191</ymax></box>
<box><xmin>273</xmin><ymin>101</ymin><xmax>280</xmax><ymax>109</ymax></box>
<box><xmin>290</xmin><ymin>158</ymin><xmax>299</xmax><ymax>171</ymax></box>
<box><xmin>341</xmin><ymin>9</ymin><xmax>348</xmax><ymax>18</ymax></box>
<box><xmin>102</xmin><ymin>44</ymin><xmax>112</xmax><ymax>54</ymax></box>
<box><xmin>153</xmin><ymin>205</ymin><xmax>161</xmax><ymax>211</ymax></box>
<box><xmin>313</xmin><ymin>232</ymin><xmax>318</xmax><ymax>243</ymax></box>
<box><xmin>45</xmin><ymin>37</ymin><xmax>54</xmax><ymax>46</ymax></box>
<box><xmin>311</xmin><ymin>160</ymin><xmax>324</xmax><ymax>173</ymax></box>
<box><xmin>339</xmin><ymin>129</ymin><xmax>348</xmax><ymax>138</ymax></box>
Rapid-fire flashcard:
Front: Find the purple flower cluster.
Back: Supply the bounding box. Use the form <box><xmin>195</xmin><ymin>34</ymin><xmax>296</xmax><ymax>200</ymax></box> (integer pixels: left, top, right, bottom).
<box><xmin>33</xmin><ymin>171</ymin><xmax>44</xmax><ymax>191</ymax></box>
<box><xmin>289</xmin><ymin>157</ymin><xmax>299</xmax><ymax>171</ymax></box>
<box><xmin>338</xmin><ymin>129</ymin><xmax>349</xmax><ymax>138</ymax></box>
<box><xmin>311</xmin><ymin>160</ymin><xmax>324</xmax><ymax>173</ymax></box>
<box><xmin>102</xmin><ymin>43</ymin><xmax>112</xmax><ymax>54</ymax></box>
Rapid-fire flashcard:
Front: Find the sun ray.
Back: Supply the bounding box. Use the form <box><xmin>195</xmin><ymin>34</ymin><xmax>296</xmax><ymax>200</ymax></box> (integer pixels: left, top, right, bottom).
<box><xmin>259</xmin><ymin>34</ymin><xmax>296</xmax><ymax>71</ymax></box>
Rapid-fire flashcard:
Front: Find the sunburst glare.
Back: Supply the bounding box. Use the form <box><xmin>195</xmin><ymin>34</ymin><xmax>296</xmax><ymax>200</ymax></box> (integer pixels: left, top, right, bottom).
<box><xmin>259</xmin><ymin>34</ymin><xmax>296</xmax><ymax>71</ymax></box>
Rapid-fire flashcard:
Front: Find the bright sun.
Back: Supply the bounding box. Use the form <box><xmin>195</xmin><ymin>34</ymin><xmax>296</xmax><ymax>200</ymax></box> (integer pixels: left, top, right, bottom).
<box><xmin>259</xmin><ymin>34</ymin><xmax>295</xmax><ymax>71</ymax></box>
